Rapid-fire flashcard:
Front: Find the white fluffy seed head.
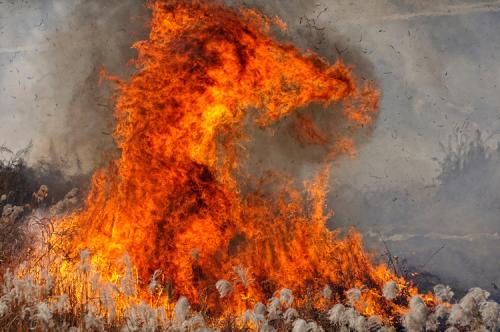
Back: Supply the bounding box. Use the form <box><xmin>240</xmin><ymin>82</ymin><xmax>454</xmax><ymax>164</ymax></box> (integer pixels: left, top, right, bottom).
<box><xmin>382</xmin><ymin>281</ymin><xmax>399</xmax><ymax>300</ymax></box>
<box><xmin>53</xmin><ymin>294</ymin><xmax>70</xmax><ymax>314</ymax></box>
<box><xmin>242</xmin><ymin>309</ymin><xmax>254</xmax><ymax>325</ymax></box>
<box><xmin>403</xmin><ymin>296</ymin><xmax>428</xmax><ymax>332</ymax></box>
<box><xmin>292</xmin><ymin>319</ymin><xmax>308</xmax><ymax>332</ymax></box>
<box><xmin>433</xmin><ymin>284</ymin><xmax>454</xmax><ymax>302</ymax></box>
<box><xmin>279</xmin><ymin>288</ymin><xmax>294</xmax><ymax>307</ymax></box>
<box><xmin>425</xmin><ymin>313</ymin><xmax>439</xmax><ymax>331</ymax></box>
<box><xmin>322</xmin><ymin>284</ymin><xmax>332</xmax><ymax>300</ymax></box>
<box><xmin>148</xmin><ymin>269</ymin><xmax>162</xmax><ymax>295</ymax></box>
<box><xmin>328</xmin><ymin>303</ymin><xmax>346</xmax><ymax>324</ymax></box>
<box><xmin>435</xmin><ymin>304</ymin><xmax>449</xmax><ymax>319</ymax></box>
<box><xmin>267</xmin><ymin>297</ymin><xmax>281</xmax><ymax>314</ymax></box>
<box><xmin>184</xmin><ymin>313</ymin><xmax>205</xmax><ymax>330</ymax></box>
<box><xmin>346</xmin><ymin>288</ymin><xmax>362</xmax><ymax>306</ymax></box>
<box><xmin>344</xmin><ymin>308</ymin><xmax>359</xmax><ymax>327</ymax></box>
<box><xmin>35</xmin><ymin>302</ymin><xmax>53</xmax><ymax>326</ymax></box>
<box><xmin>215</xmin><ymin>279</ymin><xmax>233</xmax><ymax>298</ymax></box>
<box><xmin>447</xmin><ymin>304</ymin><xmax>472</xmax><ymax>327</ymax></box>
<box><xmin>0</xmin><ymin>301</ymin><xmax>7</xmax><ymax>317</ymax></box>
<box><xmin>307</xmin><ymin>321</ymin><xmax>324</xmax><ymax>332</ymax></box>
<box><xmin>459</xmin><ymin>287</ymin><xmax>490</xmax><ymax>312</ymax></box>
<box><xmin>84</xmin><ymin>310</ymin><xmax>104</xmax><ymax>331</ymax></box>
<box><xmin>353</xmin><ymin>316</ymin><xmax>367</xmax><ymax>332</ymax></box>
<box><xmin>233</xmin><ymin>265</ymin><xmax>253</xmax><ymax>289</ymax></box>
<box><xmin>241</xmin><ymin>308</ymin><xmax>265</xmax><ymax>327</ymax></box>
<box><xmin>283</xmin><ymin>308</ymin><xmax>299</xmax><ymax>323</ymax></box>
<box><xmin>466</xmin><ymin>287</ymin><xmax>490</xmax><ymax>303</ymax></box>
<box><xmin>174</xmin><ymin>296</ymin><xmax>190</xmax><ymax>323</ymax></box>
<box><xmin>254</xmin><ymin>302</ymin><xmax>266</xmax><ymax>316</ymax></box>
<box><xmin>479</xmin><ymin>301</ymin><xmax>498</xmax><ymax>329</ymax></box>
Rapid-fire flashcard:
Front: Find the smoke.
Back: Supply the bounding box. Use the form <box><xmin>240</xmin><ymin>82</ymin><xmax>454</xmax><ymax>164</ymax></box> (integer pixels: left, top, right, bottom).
<box><xmin>226</xmin><ymin>0</ymin><xmax>500</xmax><ymax>300</ymax></box>
<box><xmin>0</xmin><ymin>0</ymin><xmax>148</xmax><ymax>175</ymax></box>
<box><xmin>332</xmin><ymin>127</ymin><xmax>500</xmax><ymax>299</ymax></box>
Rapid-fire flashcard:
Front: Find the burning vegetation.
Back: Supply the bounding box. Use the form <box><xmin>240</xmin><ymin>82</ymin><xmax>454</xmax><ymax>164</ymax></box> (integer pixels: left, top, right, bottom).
<box><xmin>0</xmin><ymin>0</ymin><xmax>498</xmax><ymax>331</ymax></box>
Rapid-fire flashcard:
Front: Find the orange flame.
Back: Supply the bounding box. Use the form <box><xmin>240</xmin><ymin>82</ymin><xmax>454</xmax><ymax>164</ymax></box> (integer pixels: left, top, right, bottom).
<box><xmin>55</xmin><ymin>0</ymin><xmax>416</xmax><ymax>320</ymax></box>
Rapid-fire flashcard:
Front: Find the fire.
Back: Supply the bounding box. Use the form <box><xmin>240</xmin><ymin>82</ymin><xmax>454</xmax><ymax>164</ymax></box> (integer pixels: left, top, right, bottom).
<box><xmin>47</xmin><ymin>0</ymin><xmax>420</xmax><ymax>322</ymax></box>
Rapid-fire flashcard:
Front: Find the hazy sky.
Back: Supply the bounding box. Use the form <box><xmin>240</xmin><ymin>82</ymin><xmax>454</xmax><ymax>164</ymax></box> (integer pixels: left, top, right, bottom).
<box><xmin>1</xmin><ymin>0</ymin><xmax>499</xmax><ymax>298</ymax></box>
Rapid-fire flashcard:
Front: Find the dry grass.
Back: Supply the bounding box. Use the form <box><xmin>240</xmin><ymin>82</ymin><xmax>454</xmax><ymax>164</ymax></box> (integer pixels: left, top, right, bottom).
<box><xmin>0</xmin><ymin>221</ymin><xmax>495</xmax><ymax>332</ymax></box>
<box><xmin>0</xmin><ymin>154</ymin><xmax>498</xmax><ymax>331</ymax></box>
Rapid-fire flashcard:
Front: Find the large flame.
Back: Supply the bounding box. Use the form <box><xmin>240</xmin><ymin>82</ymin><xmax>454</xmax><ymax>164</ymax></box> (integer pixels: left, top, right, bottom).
<box><xmin>53</xmin><ymin>0</ymin><xmax>416</xmax><ymax>320</ymax></box>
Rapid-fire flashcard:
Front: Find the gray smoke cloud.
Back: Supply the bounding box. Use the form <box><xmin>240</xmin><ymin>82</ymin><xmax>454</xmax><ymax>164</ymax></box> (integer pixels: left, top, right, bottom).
<box><xmin>0</xmin><ymin>0</ymin><xmax>147</xmax><ymax>174</ymax></box>
<box><xmin>1</xmin><ymin>0</ymin><xmax>499</xmax><ymax>299</ymax></box>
